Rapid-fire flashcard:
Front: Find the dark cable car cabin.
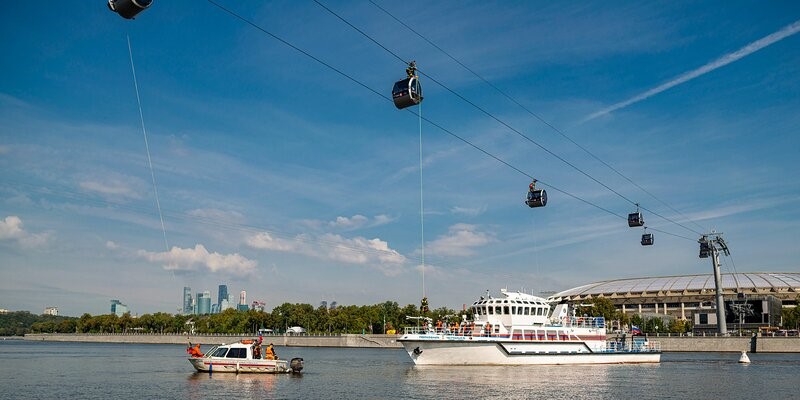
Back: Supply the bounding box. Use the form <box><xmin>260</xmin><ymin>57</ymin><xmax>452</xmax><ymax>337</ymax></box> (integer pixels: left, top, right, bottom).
<box><xmin>699</xmin><ymin>241</ymin><xmax>711</xmax><ymax>258</ymax></box>
<box><xmin>525</xmin><ymin>180</ymin><xmax>547</xmax><ymax>208</ymax></box>
<box><xmin>641</xmin><ymin>233</ymin><xmax>654</xmax><ymax>246</ymax></box>
<box><xmin>108</xmin><ymin>0</ymin><xmax>153</xmax><ymax>19</ymax></box>
<box><xmin>392</xmin><ymin>61</ymin><xmax>423</xmax><ymax>109</ymax></box>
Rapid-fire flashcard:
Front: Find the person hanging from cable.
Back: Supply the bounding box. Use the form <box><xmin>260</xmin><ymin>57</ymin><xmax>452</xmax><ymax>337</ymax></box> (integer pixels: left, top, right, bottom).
<box><xmin>406</xmin><ymin>60</ymin><xmax>417</xmax><ymax>78</ymax></box>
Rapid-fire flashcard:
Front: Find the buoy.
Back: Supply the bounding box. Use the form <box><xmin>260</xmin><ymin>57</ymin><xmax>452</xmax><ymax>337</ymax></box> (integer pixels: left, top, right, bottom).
<box><xmin>738</xmin><ymin>351</ymin><xmax>751</xmax><ymax>364</ymax></box>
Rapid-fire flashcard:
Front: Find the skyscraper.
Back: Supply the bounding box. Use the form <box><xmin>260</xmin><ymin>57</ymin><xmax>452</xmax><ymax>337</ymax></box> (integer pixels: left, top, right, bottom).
<box><xmin>197</xmin><ymin>291</ymin><xmax>212</xmax><ymax>315</ymax></box>
<box><xmin>217</xmin><ymin>284</ymin><xmax>228</xmax><ymax>311</ymax></box>
<box><xmin>238</xmin><ymin>290</ymin><xmax>249</xmax><ymax>311</ymax></box>
<box><xmin>183</xmin><ymin>287</ymin><xmax>193</xmax><ymax>315</ymax></box>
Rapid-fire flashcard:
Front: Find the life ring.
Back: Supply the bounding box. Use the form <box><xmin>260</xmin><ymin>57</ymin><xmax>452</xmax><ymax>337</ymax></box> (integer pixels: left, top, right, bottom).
<box><xmin>241</xmin><ymin>339</ymin><xmax>254</xmax><ymax>344</ymax></box>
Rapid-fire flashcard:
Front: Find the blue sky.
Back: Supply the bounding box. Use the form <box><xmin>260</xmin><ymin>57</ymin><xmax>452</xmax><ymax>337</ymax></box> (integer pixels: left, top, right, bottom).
<box><xmin>1</xmin><ymin>1</ymin><xmax>799</xmax><ymax>316</ymax></box>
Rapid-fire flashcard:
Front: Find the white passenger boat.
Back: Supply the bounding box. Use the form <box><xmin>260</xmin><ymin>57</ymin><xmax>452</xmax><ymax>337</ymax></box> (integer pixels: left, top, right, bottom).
<box><xmin>188</xmin><ymin>340</ymin><xmax>303</xmax><ymax>373</ymax></box>
<box><xmin>399</xmin><ymin>289</ymin><xmax>660</xmax><ymax>365</ymax></box>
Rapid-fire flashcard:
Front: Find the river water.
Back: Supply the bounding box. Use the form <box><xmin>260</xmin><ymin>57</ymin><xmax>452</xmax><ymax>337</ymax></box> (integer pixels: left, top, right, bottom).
<box><xmin>1</xmin><ymin>341</ymin><xmax>797</xmax><ymax>399</ymax></box>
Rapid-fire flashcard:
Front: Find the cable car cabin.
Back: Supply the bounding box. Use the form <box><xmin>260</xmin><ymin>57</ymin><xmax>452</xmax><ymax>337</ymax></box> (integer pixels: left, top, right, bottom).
<box><xmin>525</xmin><ymin>189</ymin><xmax>547</xmax><ymax>208</ymax></box>
<box><xmin>699</xmin><ymin>242</ymin><xmax>711</xmax><ymax>258</ymax></box>
<box><xmin>628</xmin><ymin>212</ymin><xmax>644</xmax><ymax>227</ymax></box>
<box><xmin>108</xmin><ymin>0</ymin><xmax>153</xmax><ymax>19</ymax></box>
<box><xmin>641</xmin><ymin>233</ymin><xmax>654</xmax><ymax>246</ymax></box>
<box><xmin>392</xmin><ymin>77</ymin><xmax>423</xmax><ymax>109</ymax></box>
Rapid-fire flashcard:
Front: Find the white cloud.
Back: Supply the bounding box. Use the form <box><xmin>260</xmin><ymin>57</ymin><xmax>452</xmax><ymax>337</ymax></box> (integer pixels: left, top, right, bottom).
<box><xmin>138</xmin><ymin>244</ymin><xmax>257</xmax><ymax>276</ymax></box>
<box><xmin>329</xmin><ymin>214</ymin><xmax>369</xmax><ymax>229</ymax></box>
<box><xmin>245</xmin><ymin>231</ymin><xmax>406</xmax><ymax>275</ymax></box>
<box><xmin>0</xmin><ymin>216</ymin><xmax>24</xmax><ymax>240</ymax></box>
<box><xmin>450</xmin><ymin>205</ymin><xmax>488</xmax><ymax>217</ymax></box>
<box><xmin>302</xmin><ymin>214</ymin><xmax>397</xmax><ymax>231</ymax></box>
<box><xmin>584</xmin><ymin>19</ymin><xmax>800</xmax><ymax>122</ymax></box>
<box><xmin>105</xmin><ymin>240</ymin><xmax>119</xmax><ymax>250</ymax></box>
<box><xmin>187</xmin><ymin>208</ymin><xmax>245</xmax><ymax>223</ymax></box>
<box><xmin>246</xmin><ymin>232</ymin><xmax>300</xmax><ymax>252</ymax></box>
<box><xmin>426</xmin><ymin>224</ymin><xmax>496</xmax><ymax>257</ymax></box>
<box><xmin>79</xmin><ymin>178</ymin><xmax>142</xmax><ymax>199</ymax></box>
<box><xmin>0</xmin><ymin>215</ymin><xmax>50</xmax><ymax>248</ymax></box>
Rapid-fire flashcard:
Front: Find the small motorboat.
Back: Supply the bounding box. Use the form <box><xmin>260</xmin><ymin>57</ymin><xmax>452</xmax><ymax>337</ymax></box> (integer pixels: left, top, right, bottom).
<box><xmin>187</xmin><ymin>339</ymin><xmax>303</xmax><ymax>374</ymax></box>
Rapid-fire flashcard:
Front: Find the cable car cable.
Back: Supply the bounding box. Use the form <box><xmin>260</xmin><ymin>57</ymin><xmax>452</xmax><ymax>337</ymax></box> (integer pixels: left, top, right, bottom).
<box><xmin>367</xmin><ymin>0</ymin><xmax>710</xmax><ymax>236</ymax></box>
<box><xmin>312</xmin><ymin>0</ymin><xmax>704</xmax><ymax>238</ymax></box>
<box><xmin>205</xmin><ymin>0</ymin><xmax>692</xmax><ymax>237</ymax></box>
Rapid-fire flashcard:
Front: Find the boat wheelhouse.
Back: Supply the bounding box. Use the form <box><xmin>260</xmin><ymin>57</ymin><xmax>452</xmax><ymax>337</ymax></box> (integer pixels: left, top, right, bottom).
<box><xmin>398</xmin><ymin>289</ymin><xmax>660</xmax><ymax>365</ymax></box>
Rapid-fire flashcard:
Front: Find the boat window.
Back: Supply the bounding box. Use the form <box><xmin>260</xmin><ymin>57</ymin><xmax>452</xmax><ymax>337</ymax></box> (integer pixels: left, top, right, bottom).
<box><xmin>503</xmin><ymin>300</ymin><xmax>508</xmax><ymax>304</ymax></box>
<box><xmin>225</xmin><ymin>348</ymin><xmax>247</xmax><ymax>359</ymax></box>
<box><xmin>211</xmin><ymin>347</ymin><xmax>228</xmax><ymax>357</ymax></box>
<box><xmin>538</xmin><ymin>308</ymin><xmax>544</xmax><ymax>316</ymax></box>
<box><xmin>511</xmin><ymin>306</ymin><xmax>516</xmax><ymax>315</ymax></box>
<box><xmin>504</xmin><ymin>306</ymin><xmax>509</xmax><ymax>315</ymax></box>
<box><xmin>488</xmin><ymin>306</ymin><xmax>493</xmax><ymax>315</ymax></box>
<box><xmin>524</xmin><ymin>307</ymin><xmax>530</xmax><ymax>315</ymax></box>
<box><xmin>495</xmin><ymin>306</ymin><xmax>501</xmax><ymax>315</ymax></box>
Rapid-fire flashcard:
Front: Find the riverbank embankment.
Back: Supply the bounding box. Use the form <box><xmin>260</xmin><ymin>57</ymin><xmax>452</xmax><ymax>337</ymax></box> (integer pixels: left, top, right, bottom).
<box><xmin>22</xmin><ymin>333</ymin><xmax>800</xmax><ymax>352</ymax></box>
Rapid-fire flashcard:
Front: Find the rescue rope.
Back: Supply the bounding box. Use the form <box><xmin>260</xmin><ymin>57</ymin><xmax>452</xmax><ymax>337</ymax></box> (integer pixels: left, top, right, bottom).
<box><xmin>127</xmin><ymin>35</ymin><xmax>170</xmax><ymax>254</ymax></box>
<box><xmin>418</xmin><ymin>101</ymin><xmax>425</xmax><ymax>299</ymax></box>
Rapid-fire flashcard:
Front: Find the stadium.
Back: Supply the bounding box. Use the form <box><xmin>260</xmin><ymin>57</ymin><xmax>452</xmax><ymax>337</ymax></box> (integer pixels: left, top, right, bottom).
<box><xmin>548</xmin><ymin>272</ymin><xmax>800</xmax><ymax>332</ymax></box>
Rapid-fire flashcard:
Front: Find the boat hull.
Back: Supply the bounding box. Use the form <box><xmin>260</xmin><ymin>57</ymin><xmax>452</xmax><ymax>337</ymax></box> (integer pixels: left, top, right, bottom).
<box><xmin>399</xmin><ymin>338</ymin><xmax>660</xmax><ymax>365</ymax></box>
<box><xmin>189</xmin><ymin>357</ymin><xmax>292</xmax><ymax>373</ymax></box>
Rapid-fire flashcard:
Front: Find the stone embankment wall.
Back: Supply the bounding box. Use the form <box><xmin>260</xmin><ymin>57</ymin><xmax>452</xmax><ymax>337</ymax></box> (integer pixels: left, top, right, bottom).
<box><xmin>23</xmin><ymin>333</ymin><xmax>402</xmax><ymax>348</ymax></box>
<box><xmin>23</xmin><ymin>333</ymin><xmax>800</xmax><ymax>352</ymax></box>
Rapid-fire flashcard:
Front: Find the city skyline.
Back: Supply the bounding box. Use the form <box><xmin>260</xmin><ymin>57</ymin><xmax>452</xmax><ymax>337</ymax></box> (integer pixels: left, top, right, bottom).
<box><xmin>1</xmin><ymin>2</ymin><xmax>799</xmax><ymax>315</ymax></box>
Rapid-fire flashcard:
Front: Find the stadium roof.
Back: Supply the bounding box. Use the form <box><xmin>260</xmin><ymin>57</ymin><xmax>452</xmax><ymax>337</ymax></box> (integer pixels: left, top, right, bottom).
<box><xmin>548</xmin><ymin>272</ymin><xmax>800</xmax><ymax>301</ymax></box>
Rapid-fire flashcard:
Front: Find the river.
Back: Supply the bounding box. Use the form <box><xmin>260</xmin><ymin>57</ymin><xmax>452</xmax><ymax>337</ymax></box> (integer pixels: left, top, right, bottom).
<box><xmin>1</xmin><ymin>341</ymin><xmax>797</xmax><ymax>399</ymax></box>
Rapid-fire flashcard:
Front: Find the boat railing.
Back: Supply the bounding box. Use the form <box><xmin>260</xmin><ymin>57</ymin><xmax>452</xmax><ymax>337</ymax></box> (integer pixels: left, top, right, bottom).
<box><xmin>605</xmin><ymin>339</ymin><xmax>661</xmax><ymax>353</ymax></box>
<box><xmin>562</xmin><ymin>316</ymin><xmax>605</xmax><ymax>329</ymax></box>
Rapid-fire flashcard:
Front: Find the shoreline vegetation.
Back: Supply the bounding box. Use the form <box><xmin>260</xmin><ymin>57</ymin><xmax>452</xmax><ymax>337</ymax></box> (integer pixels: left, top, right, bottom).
<box><xmin>4</xmin><ymin>297</ymin><xmax>799</xmax><ymax>337</ymax></box>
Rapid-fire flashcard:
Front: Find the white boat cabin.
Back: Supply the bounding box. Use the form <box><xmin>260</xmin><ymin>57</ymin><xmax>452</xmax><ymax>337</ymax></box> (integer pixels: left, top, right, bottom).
<box><xmin>471</xmin><ymin>289</ymin><xmax>551</xmax><ymax>335</ymax></box>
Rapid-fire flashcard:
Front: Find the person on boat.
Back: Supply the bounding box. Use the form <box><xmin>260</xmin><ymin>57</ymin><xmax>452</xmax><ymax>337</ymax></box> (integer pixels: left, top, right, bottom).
<box><xmin>186</xmin><ymin>343</ymin><xmax>203</xmax><ymax>358</ymax></box>
<box><xmin>253</xmin><ymin>344</ymin><xmax>261</xmax><ymax>359</ymax></box>
<box><xmin>485</xmin><ymin>322</ymin><xmax>492</xmax><ymax>337</ymax></box>
<box><xmin>264</xmin><ymin>343</ymin><xmax>277</xmax><ymax>360</ymax></box>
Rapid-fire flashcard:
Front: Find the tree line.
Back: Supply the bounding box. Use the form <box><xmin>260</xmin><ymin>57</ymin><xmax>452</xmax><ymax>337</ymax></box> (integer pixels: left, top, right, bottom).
<box><xmin>4</xmin><ymin>297</ymin><xmax>798</xmax><ymax>336</ymax></box>
<box><xmin>3</xmin><ymin>301</ymin><xmax>464</xmax><ymax>335</ymax></box>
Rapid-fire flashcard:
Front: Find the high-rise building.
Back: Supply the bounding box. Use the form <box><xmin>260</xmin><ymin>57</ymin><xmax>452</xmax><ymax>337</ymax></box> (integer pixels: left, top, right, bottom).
<box><xmin>197</xmin><ymin>291</ymin><xmax>212</xmax><ymax>315</ymax></box>
<box><xmin>238</xmin><ymin>290</ymin><xmax>249</xmax><ymax>311</ymax></box>
<box><xmin>320</xmin><ymin>301</ymin><xmax>328</xmax><ymax>310</ymax></box>
<box><xmin>211</xmin><ymin>304</ymin><xmax>219</xmax><ymax>314</ymax></box>
<box><xmin>43</xmin><ymin>307</ymin><xmax>58</xmax><ymax>316</ymax></box>
<box><xmin>220</xmin><ymin>298</ymin><xmax>231</xmax><ymax>311</ymax></box>
<box><xmin>183</xmin><ymin>287</ymin><xmax>193</xmax><ymax>315</ymax></box>
<box><xmin>218</xmin><ymin>285</ymin><xmax>228</xmax><ymax>311</ymax></box>
<box><xmin>110</xmin><ymin>300</ymin><xmax>129</xmax><ymax>317</ymax></box>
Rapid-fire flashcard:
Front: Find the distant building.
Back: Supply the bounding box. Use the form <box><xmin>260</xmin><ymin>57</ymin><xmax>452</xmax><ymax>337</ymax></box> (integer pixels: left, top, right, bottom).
<box><xmin>217</xmin><ymin>284</ymin><xmax>228</xmax><ymax>312</ymax></box>
<box><xmin>320</xmin><ymin>301</ymin><xmax>328</xmax><ymax>310</ymax></box>
<box><xmin>196</xmin><ymin>291</ymin><xmax>211</xmax><ymax>315</ymax></box>
<box><xmin>43</xmin><ymin>307</ymin><xmax>58</xmax><ymax>316</ymax></box>
<box><xmin>237</xmin><ymin>303</ymin><xmax>249</xmax><ymax>312</ymax></box>
<box><xmin>239</xmin><ymin>290</ymin><xmax>247</xmax><ymax>307</ymax></box>
<box><xmin>211</xmin><ymin>304</ymin><xmax>219</xmax><ymax>314</ymax></box>
<box><xmin>110</xmin><ymin>300</ymin><xmax>129</xmax><ymax>317</ymax></box>
<box><xmin>183</xmin><ymin>287</ymin><xmax>193</xmax><ymax>315</ymax></box>
<box><xmin>0</xmin><ymin>309</ymin><xmax>9</xmax><ymax>315</ymax></box>
<box><xmin>251</xmin><ymin>301</ymin><xmax>266</xmax><ymax>312</ymax></box>
<box><xmin>220</xmin><ymin>298</ymin><xmax>232</xmax><ymax>312</ymax></box>
<box><xmin>329</xmin><ymin>301</ymin><xmax>337</xmax><ymax>310</ymax></box>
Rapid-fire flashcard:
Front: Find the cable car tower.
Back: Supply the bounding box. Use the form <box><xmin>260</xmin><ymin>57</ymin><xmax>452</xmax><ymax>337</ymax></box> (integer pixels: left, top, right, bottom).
<box><xmin>698</xmin><ymin>232</ymin><xmax>730</xmax><ymax>335</ymax></box>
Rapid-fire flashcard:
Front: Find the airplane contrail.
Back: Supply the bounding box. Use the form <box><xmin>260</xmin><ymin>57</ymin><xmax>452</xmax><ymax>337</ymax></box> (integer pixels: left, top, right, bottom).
<box><xmin>584</xmin><ymin>19</ymin><xmax>800</xmax><ymax>122</ymax></box>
